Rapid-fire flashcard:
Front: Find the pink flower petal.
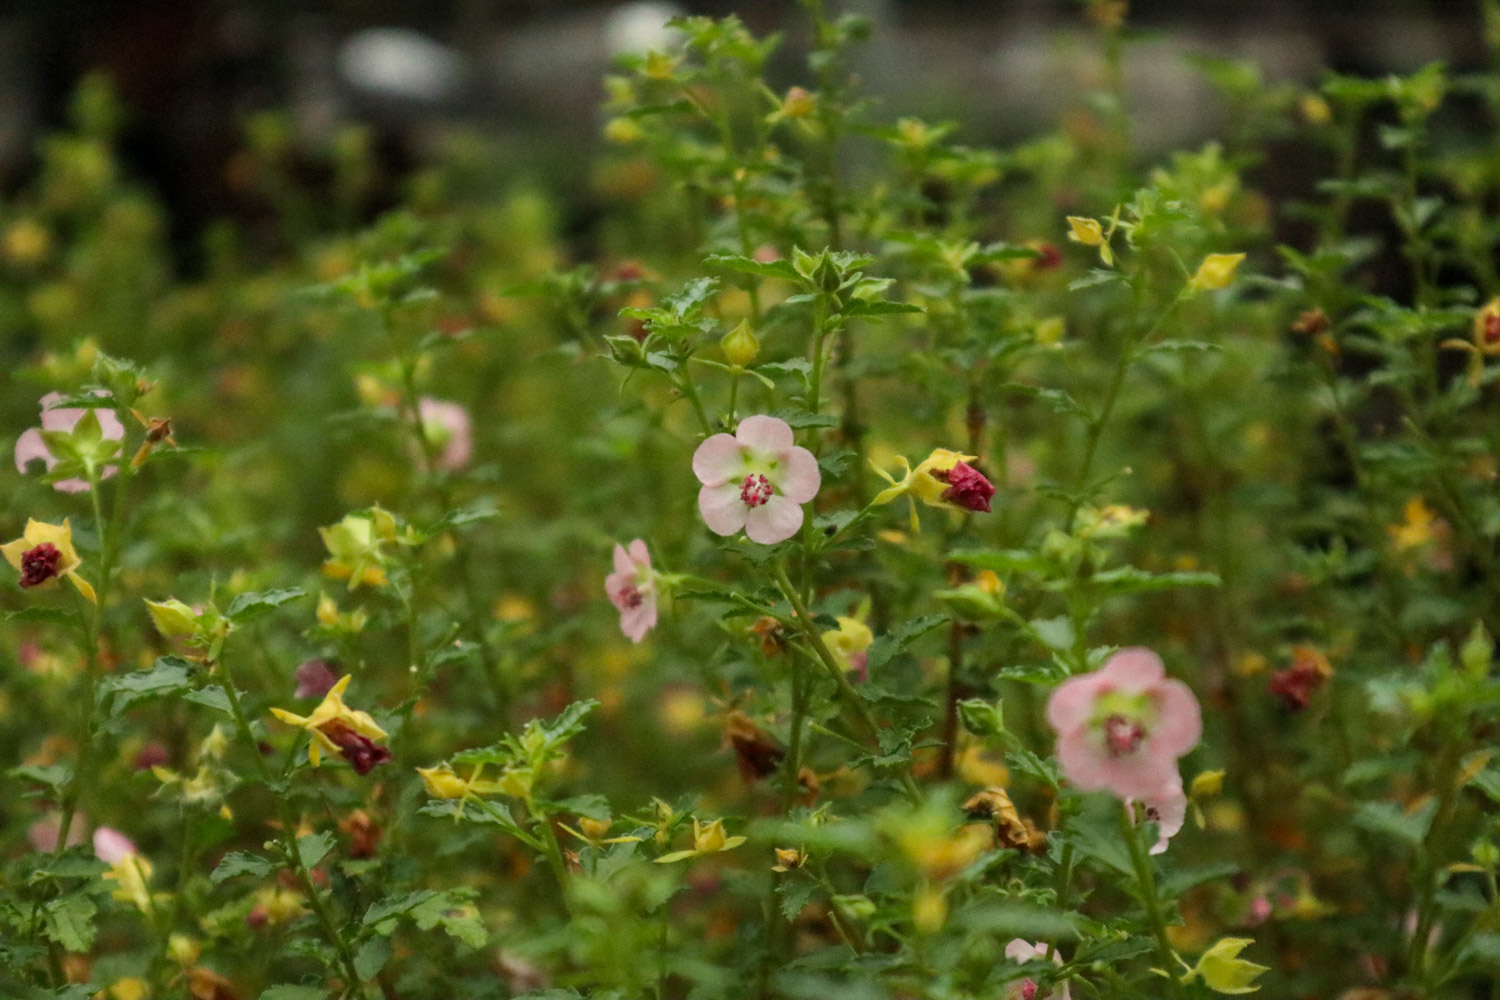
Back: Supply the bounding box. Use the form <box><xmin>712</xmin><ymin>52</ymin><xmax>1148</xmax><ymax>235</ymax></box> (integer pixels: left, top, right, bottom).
<box><xmin>627</xmin><ymin>538</ymin><xmax>650</xmax><ymax>567</ymax></box>
<box><xmin>1140</xmin><ymin>781</ymin><xmax>1187</xmax><ymax>856</ymax></box>
<box><xmin>612</xmin><ymin>542</ymin><xmax>636</xmax><ymax>577</ymax></box>
<box><xmin>93</xmin><ymin>827</ymin><xmax>136</xmax><ymax>864</ymax></box>
<box><xmin>14</xmin><ymin>428</ymin><xmax>54</xmax><ymax>474</ymax></box>
<box><xmin>775</xmin><ymin>445</ymin><xmax>821</xmax><ymax>504</ymax></box>
<box><xmin>418</xmin><ymin>398</ymin><xmax>472</xmax><ymax>470</ymax></box>
<box><xmin>745</xmin><ymin>494</ymin><xmax>804</xmax><ymax>544</ymax></box>
<box><xmin>619</xmin><ymin>595</ymin><xmax>658</xmax><ymax>643</ymax></box>
<box><xmin>1046</xmin><ymin>672</ymin><xmax>1105</xmax><ymax>735</ymax></box>
<box><xmin>1099</xmin><ymin>647</ymin><xmax>1166</xmax><ymax>691</ymax></box>
<box><xmin>698</xmin><ymin>483</ymin><xmax>747</xmax><ymax>536</ymax></box>
<box><xmin>1149</xmin><ymin>679</ymin><xmax>1203</xmax><ymax>756</ymax></box>
<box><xmin>734</xmin><ymin>414</ymin><xmax>794</xmax><ymax>453</ymax></box>
<box><xmin>693</xmin><ymin>433</ymin><xmax>746</xmax><ymax>485</ymax></box>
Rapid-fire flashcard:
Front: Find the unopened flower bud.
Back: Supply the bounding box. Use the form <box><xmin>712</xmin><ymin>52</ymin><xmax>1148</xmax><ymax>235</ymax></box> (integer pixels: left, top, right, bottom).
<box><xmin>721</xmin><ymin>320</ymin><xmax>760</xmax><ymax>366</ymax></box>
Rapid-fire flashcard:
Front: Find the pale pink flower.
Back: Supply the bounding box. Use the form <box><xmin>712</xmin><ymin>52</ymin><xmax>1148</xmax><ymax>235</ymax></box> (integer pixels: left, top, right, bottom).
<box><xmin>15</xmin><ymin>391</ymin><xmax>125</xmax><ymax>492</ymax></box>
<box><xmin>27</xmin><ymin>813</ymin><xmax>85</xmax><ymax>852</ymax></box>
<box><xmin>418</xmin><ymin>398</ymin><xmax>473</xmax><ymax>471</ymax></box>
<box><xmin>1045</xmin><ymin>647</ymin><xmax>1202</xmax><ymax>801</ymax></box>
<box><xmin>93</xmin><ymin>826</ymin><xmax>137</xmax><ymax>864</ymax></box>
<box><xmin>1132</xmin><ymin>777</ymin><xmax>1187</xmax><ymax>855</ymax></box>
<box><xmin>691</xmin><ymin>415</ymin><xmax>820</xmax><ymax>545</ymax></box>
<box><xmin>605</xmin><ymin>539</ymin><xmax>658</xmax><ymax>642</ymax></box>
<box><xmin>1003</xmin><ymin>939</ymin><xmax>1071</xmax><ymax>1000</ymax></box>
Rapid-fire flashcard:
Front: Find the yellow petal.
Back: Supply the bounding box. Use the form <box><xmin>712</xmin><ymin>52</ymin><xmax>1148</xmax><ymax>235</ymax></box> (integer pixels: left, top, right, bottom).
<box><xmin>69</xmin><ymin>572</ymin><xmax>97</xmax><ymax>605</ymax></box>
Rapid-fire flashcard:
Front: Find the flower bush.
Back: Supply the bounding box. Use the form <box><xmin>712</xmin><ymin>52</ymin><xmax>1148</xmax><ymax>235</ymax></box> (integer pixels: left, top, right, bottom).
<box><xmin>2</xmin><ymin>4</ymin><xmax>1500</xmax><ymax>999</ymax></box>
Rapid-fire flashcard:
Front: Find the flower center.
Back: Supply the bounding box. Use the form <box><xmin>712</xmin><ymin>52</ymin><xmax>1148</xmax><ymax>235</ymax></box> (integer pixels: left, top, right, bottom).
<box><xmin>1102</xmin><ymin>714</ymin><xmax>1146</xmax><ymax>756</ymax></box>
<box><xmin>320</xmin><ymin>720</ymin><xmax>392</xmax><ymax>775</ymax></box>
<box><xmin>1484</xmin><ymin>313</ymin><xmax>1500</xmax><ymax>344</ymax></box>
<box><xmin>1020</xmin><ymin>980</ymin><xmax>1039</xmax><ymax>1000</ymax></box>
<box><xmin>19</xmin><ymin>543</ymin><xmax>62</xmax><ymax>588</ymax></box>
<box><xmin>740</xmin><ymin>473</ymin><xmax>773</xmax><ymax>508</ymax></box>
<box><xmin>619</xmin><ymin>584</ymin><xmax>644</xmax><ymax>609</ymax></box>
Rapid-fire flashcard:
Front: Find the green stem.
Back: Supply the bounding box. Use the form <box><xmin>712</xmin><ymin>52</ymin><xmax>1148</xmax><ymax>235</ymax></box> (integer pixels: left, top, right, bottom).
<box><xmin>1120</xmin><ymin>803</ymin><xmax>1183</xmax><ymax>993</ymax></box>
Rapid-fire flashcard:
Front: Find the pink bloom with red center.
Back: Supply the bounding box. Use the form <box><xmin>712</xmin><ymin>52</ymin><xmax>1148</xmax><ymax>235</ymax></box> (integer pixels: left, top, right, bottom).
<box><xmin>1131</xmin><ymin>777</ymin><xmax>1188</xmax><ymax>855</ymax></box>
<box><xmin>1003</xmin><ymin>939</ymin><xmax>1070</xmax><ymax>1000</ymax></box>
<box><xmin>417</xmin><ymin>398</ymin><xmax>473</xmax><ymax>471</ymax></box>
<box><xmin>605</xmin><ymin>539</ymin><xmax>658</xmax><ymax>642</ymax></box>
<box><xmin>1045</xmin><ymin>647</ymin><xmax>1202</xmax><ymax>801</ymax></box>
<box><xmin>15</xmin><ymin>391</ymin><xmax>126</xmax><ymax>493</ymax></box>
<box><xmin>692</xmin><ymin>415</ymin><xmax>820</xmax><ymax>545</ymax></box>
<box><xmin>934</xmin><ymin>461</ymin><xmax>995</xmax><ymax>513</ymax></box>
<box><xmin>294</xmin><ymin>659</ymin><xmax>340</xmax><ymax>699</ymax></box>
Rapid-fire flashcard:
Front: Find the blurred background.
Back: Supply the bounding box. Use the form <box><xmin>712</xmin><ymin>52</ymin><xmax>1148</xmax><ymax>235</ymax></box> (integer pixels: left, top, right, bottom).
<box><xmin>0</xmin><ymin>0</ymin><xmax>1489</xmax><ymax>266</ymax></box>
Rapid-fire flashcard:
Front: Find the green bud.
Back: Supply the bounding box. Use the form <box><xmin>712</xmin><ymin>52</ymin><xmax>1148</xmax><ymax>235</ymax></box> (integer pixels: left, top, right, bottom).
<box><xmin>957</xmin><ymin>697</ymin><xmax>1005</xmax><ymax>738</ymax></box>
<box><xmin>1473</xmin><ymin>839</ymin><xmax>1500</xmax><ymax>869</ymax></box>
<box><xmin>933</xmin><ymin>583</ymin><xmax>1004</xmax><ymax>621</ymax></box>
<box><xmin>721</xmin><ymin>320</ymin><xmax>760</xmax><ymax>366</ymax></box>
<box><xmin>146</xmin><ymin>598</ymin><xmax>199</xmax><ymax>639</ymax></box>
<box><xmin>1460</xmin><ymin>621</ymin><xmax>1492</xmax><ymax>679</ymax></box>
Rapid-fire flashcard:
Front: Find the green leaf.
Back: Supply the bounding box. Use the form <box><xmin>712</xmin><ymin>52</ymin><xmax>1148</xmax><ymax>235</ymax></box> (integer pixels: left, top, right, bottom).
<box><xmin>226</xmin><ymin>588</ymin><xmax>306</xmax><ymax>623</ymax></box>
<box><xmin>703</xmin><ymin>253</ymin><xmax>800</xmax><ymax>282</ymax></box>
<box><xmin>1029</xmin><ymin>617</ymin><xmax>1075</xmax><ymax>653</ymax></box>
<box><xmin>9</xmin><ymin>763</ymin><xmax>72</xmax><ymax>793</ymax></box>
<box><xmin>1086</xmin><ymin>568</ymin><xmax>1221</xmax><ymax>596</ymax></box>
<box><xmin>102</xmin><ymin>657</ymin><xmax>194</xmax><ymax>713</ymax></box>
<box><xmin>950</xmin><ymin>548</ymin><xmax>1052</xmax><ymax>575</ymax></box>
<box><xmin>260</xmin><ymin>987</ymin><xmax>328</xmax><ymax>1000</ymax></box>
<box><xmin>182</xmin><ymin>686</ymin><xmax>234</xmax><ymax>714</ymax></box>
<box><xmin>866</xmin><ymin>615</ymin><xmax>947</xmax><ymax>672</ymax></box>
<box><xmin>1353</xmin><ymin>800</ymin><xmax>1435</xmax><ymax>847</ymax></box>
<box><xmin>210</xmin><ymin>851</ymin><xmax>274</xmax><ymax>884</ymax></box>
<box><xmin>1</xmin><ymin>607</ymin><xmax>78</xmax><ymax>627</ymax></box>
<box><xmin>42</xmin><ymin>895</ymin><xmax>97</xmax><ymax>952</ymax></box>
<box><xmin>298</xmin><ymin>831</ymin><xmax>336</xmax><ymax>870</ymax></box>
<box><xmin>364</xmin><ymin>890</ymin><xmax>438</xmax><ymax>929</ymax></box>
<box><xmin>963</xmin><ymin>901</ymin><xmax>1079</xmax><ymax>941</ymax></box>
<box><xmin>777</xmin><ymin>877</ymin><xmax>818</xmax><ymax>920</ymax></box>
<box><xmin>411</xmin><ymin>889</ymin><xmax>487</xmax><ymax>948</ymax></box>
<box><xmin>426</xmin><ymin>500</ymin><xmax>500</xmax><ymax>534</ymax></box>
<box><xmin>354</xmin><ymin>935</ymin><xmax>391</xmax><ymax>980</ymax></box>
<box><xmin>769</xmin><ymin>408</ymin><xmax>839</xmax><ymax>430</ymax></box>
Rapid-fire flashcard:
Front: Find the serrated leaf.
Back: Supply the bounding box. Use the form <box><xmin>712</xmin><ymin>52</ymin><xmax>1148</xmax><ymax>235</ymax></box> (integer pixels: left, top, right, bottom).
<box><xmin>963</xmin><ymin>901</ymin><xmax>1079</xmax><ymax>940</ymax></box>
<box><xmin>226</xmin><ymin>588</ymin><xmax>306</xmax><ymax>623</ymax></box>
<box><xmin>704</xmin><ymin>253</ymin><xmax>800</xmax><ymax>282</ymax></box>
<box><xmin>43</xmin><ymin>895</ymin><xmax>97</xmax><ymax>952</ymax></box>
<box><xmin>777</xmin><ymin>877</ymin><xmax>818</xmax><ymax>920</ymax></box>
<box><xmin>103</xmin><ymin>658</ymin><xmax>194</xmax><ymax>713</ymax></box>
<box><xmin>411</xmin><ymin>889</ymin><xmax>487</xmax><ymax>948</ymax></box>
<box><xmin>866</xmin><ymin>614</ymin><xmax>947</xmax><ymax>672</ymax></box>
<box><xmin>1086</xmin><ymin>568</ymin><xmax>1221</xmax><ymax>596</ymax></box>
<box><xmin>1354</xmin><ymin>800</ymin><xmax>1435</xmax><ymax>847</ymax></box>
<box><xmin>298</xmin><ymin>831</ymin><xmax>336</xmax><ymax>870</ymax></box>
<box><xmin>769</xmin><ymin>408</ymin><xmax>839</xmax><ymax>430</ymax></box>
<box><xmin>364</xmin><ymin>890</ymin><xmax>438</xmax><ymax>928</ymax></box>
<box><xmin>210</xmin><ymin>851</ymin><xmax>274</xmax><ymax>884</ymax></box>
<box><xmin>1</xmin><ymin>607</ymin><xmax>79</xmax><ymax>626</ymax></box>
<box><xmin>951</xmin><ymin>548</ymin><xmax>1052</xmax><ymax>575</ymax></box>
<box><xmin>182</xmin><ymin>686</ymin><xmax>234</xmax><ymax>715</ymax></box>
<box><xmin>1029</xmin><ymin>616</ymin><xmax>1075</xmax><ymax>653</ymax></box>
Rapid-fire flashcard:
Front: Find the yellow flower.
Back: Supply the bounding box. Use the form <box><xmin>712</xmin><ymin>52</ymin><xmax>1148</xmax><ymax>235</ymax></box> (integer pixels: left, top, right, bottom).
<box><xmin>269</xmin><ymin>675</ymin><xmax>390</xmax><ymax>772</ymax></box>
<box><xmin>560</xmin><ymin>814</ymin><xmax>643</xmax><ymax>848</ymax></box>
<box><xmin>1388</xmin><ymin>497</ymin><xmax>1436</xmax><ymax>551</ymax></box>
<box><xmin>1473</xmin><ymin>296</ymin><xmax>1500</xmax><ymax>356</ymax></box>
<box><xmin>655</xmin><ymin>817</ymin><xmax>748</xmax><ymax>863</ymax></box>
<box><xmin>823</xmin><ymin>616</ymin><xmax>873</xmax><ymax>675</ymax></box>
<box><xmin>104</xmin><ymin>853</ymin><xmax>154</xmax><ymax>914</ymax></box>
<box><xmin>771</xmin><ymin>847</ymin><xmax>806</xmax><ymax>872</ymax></box>
<box><xmin>101</xmin><ymin>977</ymin><xmax>149</xmax><ymax>1000</ymax></box>
<box><xmin>872</xmin><ymin>448</ymin><xmax>994</xmax><ymax>530</ymax></box>
<box><xmin>416</xmin><ymin>763</ymin><xmax>503</xmax><ymax>801</ymax></box>
<box><xmin>318</xmin><ymin>513</ymin><xmax>390</xmax><ymax>590</ymax></box>
<box><xmin>1066</xmin><ymin>211</ymin><xmax>1118</xmax><ymax>266</ymax></box>
<box><xmin>1189</xmin><ymin>253</ymin><xmax>1246</xmax><ymax>292</ymax></box>
<box><xmin>1180</xmin><ymin>937</ymin><xmax>1270</xmax><ymax>994</ymax></box>
<box><xmin>2</xmin><ymin>519</ymin><xmax>96</xmax><ymax>603</ymax></box>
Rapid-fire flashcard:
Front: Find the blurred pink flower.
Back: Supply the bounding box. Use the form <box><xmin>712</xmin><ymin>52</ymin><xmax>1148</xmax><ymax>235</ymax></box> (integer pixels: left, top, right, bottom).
<box><xmin>294</xmin><ymin>659</ymin><xmax>340</xmax><ymax>699</ymax></box>
<box><xmin>418</xmin><ymin>398</ymin><xmax>472</xmax><ymax>471</ymax></box>
<box><xmin>1003</xmin><ymin>939</ymin><xmax>1070</xmax><ymax>1000</ymax></box>
<box><xmin>27</xmin><ymin>813</ymin><xmax>85</xmax><ymax>852</ymax></box>
<box><xmin>1132</xmin><ymin>777</ymin><xmax>1187</xmax><ymax>855</ymax></box>
<box><xmin>15</xmin><ymin>392</ymin><xmax>125</xmax><ymax>493</ymax></box>
<box><xmin>1045</xmin><ymin>647</ymin><xmax>1201</xmax><ymax>801</ymax></box>
<box><xmin>93</xmin><ymin>826</ymin><xmax>137</xmax><ymax>864</ymax></box>
<box><xmin>692</xmin><ymin>415</ymin><xmax>820</xmax><ymax>545</ymax></box>
<box><xmin>605</xmin><ymin>539</ymin><xmax>658</xmax><ymax>642</ymax></box>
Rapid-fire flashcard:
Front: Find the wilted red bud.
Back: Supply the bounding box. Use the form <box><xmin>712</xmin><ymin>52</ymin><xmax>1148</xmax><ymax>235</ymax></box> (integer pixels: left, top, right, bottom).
<box><xmin>934</xmin><ymin>461</ymin><xmax>996</xmax><ymax>513</ymax></box>
<box><xmin>1267</xmin><ymin>646</ymin><xmax>1332</xmax><ymax>711</ymax></box>
<box><xmin>725</xmin><ymin>711</ymin><xmax>785</xmax><ymax>784</ymax></box>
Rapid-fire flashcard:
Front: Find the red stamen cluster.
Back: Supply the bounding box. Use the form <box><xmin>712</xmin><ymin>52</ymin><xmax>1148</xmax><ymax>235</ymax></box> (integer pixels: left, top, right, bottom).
<box><xmin>739</xmin><ymin>473</ymin><xmax>773</xmax><ymax>508</ymax></box>
<box><xmin>19</xmin><ymin>543</ymin><xmax>62</xmax><ymax>588</ymax></box>
<box><xmin>1103</xmin><ymin>714</ymin><xmax>1146</xmax><ymax>756</ymax></box>
<box><xmin>934</xmin><ymin>461</ymin><xmax>996</xmax><ymax>513</ymax></box>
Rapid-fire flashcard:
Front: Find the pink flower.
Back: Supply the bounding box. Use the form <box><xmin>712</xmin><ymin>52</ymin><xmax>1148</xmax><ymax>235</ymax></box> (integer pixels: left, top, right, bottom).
<box><xmin>93</xmin><ymin>827</ymin><xmax>137</xmax><ymax>864</ymax></box>
<box><xmin>418</xmin><ymin>398</ymin><xmax>473</xmax><ymax>471</ymax></box>
<box><xmin>294</xmin><ymin>659</ymin><xmax>340</xmax><ymax>699</ymax></box>
<box><xmin>1004</xmin><ymin>939</ymin><xmax>1070</xmax><ymax>1000</ymax></box>
<box><xmin>1045</xmin><ymin>647</ymin><xmax>1202</xmax><ymax>801</ymax></box>
<box><xmin>605</xmin><ymin>539</ymin><xmax>658</xmax><ymax>642</ymax></box>
<box><xmin>15</xmin><ymin>392</ymin><xmax>125</xmax><ymax>493</ymax></box>
<box><xmin>691</xmin><ymin>415</ymin><xmax>820</xmax><ymax>545</ymax></box>
<box><xmin>1132</xmin><ymin>777</ymin><xmax>1187</xmax><ymax>855</ymax></box>
<box><xmin>27</xmin><ymin>813</ymin><xmax>85</xmax><ymax>852</ymax></box>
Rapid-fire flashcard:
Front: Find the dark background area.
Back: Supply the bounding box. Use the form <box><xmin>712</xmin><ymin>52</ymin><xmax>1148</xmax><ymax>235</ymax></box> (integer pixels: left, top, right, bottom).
<box><xmin>1</xmin><ymin>1</ymin><xmax>1490</xmax><ymax>263</ymax></box>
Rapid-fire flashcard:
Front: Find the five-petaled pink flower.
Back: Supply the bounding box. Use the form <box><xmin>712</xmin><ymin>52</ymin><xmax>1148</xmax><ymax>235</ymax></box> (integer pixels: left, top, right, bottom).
<box><xmin>1003</xmin><ymin>939</ymin><xmax>1071</xmax><ymax>1000</ymax></box>
<box><xmin>1133</xmin><ymin>779</ymin><xmax>1187</xmax><ymax>855</ymax></box>
<box><xmin>692</xmin><ymin>415</ymin><xmax>820</xmax><ymax>545</ymax></box>
<box><xmin>15</xmin><ymin>392</ymin><xmax>125</xmax><ymax>493</ymax></box>
<box><xmin>605</xmin><ymin>539</ymin><xmax>658</xmax><ymax>642</ymax></box>
<box><xmin>418</xmin><ymin>398</ymin><xmax>473</xmax><ymax>471</ymax></box>
<box><xmin>1045</xmin><ymin>647</ymin><xmax>1201</xmax><ymax>801</ymax></box>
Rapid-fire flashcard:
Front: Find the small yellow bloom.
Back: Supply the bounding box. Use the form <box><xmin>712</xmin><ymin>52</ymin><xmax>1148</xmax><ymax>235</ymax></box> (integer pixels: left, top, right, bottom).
<box><xmin>560</xmin><ymin>814</ymin><xmax>643</xmax><ymax>848</ymax></box>
<box><xmin>249</xmin><ymin>885</ymin><xmax>307</xmax><ymax>926</ymax></box>
<box><xmin>655</xmin><ymin>817</ymin><xmax>748</xmax><ymax>863</ymax></box>
<box><xmin>823</xmin><ymin>616</ymin><xmax>873</xmax><ymax>674</ymax></box>
<box><xmin>1066</xmin><ymin>216</ymin><xmax>1105</xmax><ymax>246</ymax></box>
<box><xmin>912</xmin><ymin>882</ymin><xmax>948</xmax><ymax>935</ymax></box>
<box><xmin>2</xmin><ymin>519</ymin><xmax>96</xmax><ymax>603</ymax></box>
<box><xmin>1388</xmin><ymin>497</ymin><xmax>1437</xmax><ymax>551</ymax></box>
<box><xmin>771</xmin><ymin>847</ymin><xmax>806</xmax><ymax>872</ymax></box>
<box><xmin>101</xmin><ymin>977</ymin><xmax>149</xmax><ymax>1000</ymax></box>
<box><xmin>416</xmin><ymin>763</ymin><xmax>503</xmax><ymax>801</ymax></box>
<box><xmin>872</xmin><ymin>448</ymin><xmax>993</xmax><ymax>530</ymax></box>
<box><xmin>269</xmin><ymin>675</ymin><xmax>389</xmax><ymax>771</ymax></box>
<box><xmin>1190</xmin><ymin>769</ymin><xmax>1225</xmax><ymax>799</ymax></box>
<box><xmin>1181</xmin><ymin>937</ymin><xmax>1270</xmax><ymax>994</ymax></box>
<box><xmin>1189</xmin><ymin>253</ymin><xmax>1246</xmax><ymax>292</ymax></box>
<box><xmin>1473</xmin><ymin>296</ymin><xmax>1500</xmax><ymax>356</ymax></box>
<box><xmin>104</xmin><ymin>853</ymin><xmax>154</xmax><ymax>913</ymax></box>
<box><xmin>319</xmin><ymin>513</ymin><xmax>390</xmax><ymax>590</ymax></box>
